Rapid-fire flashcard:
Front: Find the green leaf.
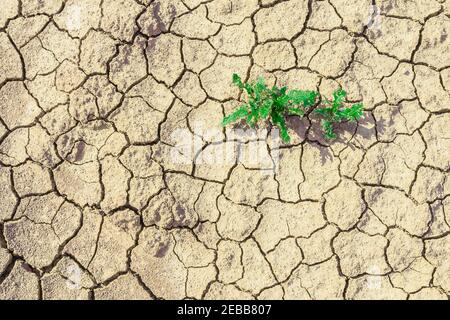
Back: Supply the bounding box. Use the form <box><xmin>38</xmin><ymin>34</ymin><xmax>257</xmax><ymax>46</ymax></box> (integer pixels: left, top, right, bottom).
<box><xmin>247</xmin><ymin>113</ymin><xmax>255</xmax><ymax>127</ymax></box>
<box><xmin>256</xmin><ymin>77</ymin><xmax>266</xmax><ymax>90</ymax></box>
<box><xmin>322</xmin><ymin>120</ymin><xmax>336</xmax><ymax>140</ymax></box>
<box><xmin>254</xmin><ymin>77</ymin><xmax>267</xmax><ymax>101</ymax></box>
<box><xmin>222</xmin><ymin>105</ymin><xmax>248</xmax><ymax>126</ymax></box>
<box><xmin>275</xmin><ymin>94</ymin><xmax>290</xmax><ymax>107</ymax></box>
<box><xmin>244</xmin><ymin>83</ymin><xmax>253</xmax><ymax>96</ymax></box>
<box><xmin>348</xmin><ymin>103</ymin><xmax>364</xmax><ymax>120</ymax></box>
<box><xmin>333</xmin><ymin>89</ymin><xmax>347</xmax><ymax>105</ymax></box>
<box><xmin>316</xmin><ymin>91</ymin><xmax>364</xmax><ymax>139</ymax></box>
<box><xmin>335</xmin><ymin>103</ymin><xmax>364</xmax><ymax>122</ymax></box>
<box><xmin>232</xmin><ymin>73</ymin><xmax>243</xmax><ymax>89</ymax></box>
<box><xmin>288</xmin><ymin>107</ymin><xmax>304</xmax><ymax>116</ymax></box>
<box><xmin>272</xmin><ymin>112</ymin><xmax>290</xmax><ymax>143</ymax></box>
<box><xmin>260</xmin><ymin>99</ymin><xmax>273</xmax><ymax>119</ymax></box>
<box><xmin>288</xmin><ymin>90</ymin><xmax>318</xmax><ymax>107</ymax></box>
<box><xmin>246</xmin><ymin>100</ymin><xmax>259</xmax><ymax>126</ymax></box>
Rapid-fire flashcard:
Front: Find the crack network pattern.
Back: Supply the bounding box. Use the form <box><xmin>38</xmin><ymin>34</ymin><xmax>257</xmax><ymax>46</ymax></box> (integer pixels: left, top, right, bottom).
<box><xmin>0</xmin><ymin>0</ymin><xmax>449</xmax><ymax>300</ymax></box>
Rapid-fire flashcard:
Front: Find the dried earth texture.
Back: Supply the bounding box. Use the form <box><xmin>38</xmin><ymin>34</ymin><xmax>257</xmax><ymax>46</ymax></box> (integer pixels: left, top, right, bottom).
<box><xmin>0</xmin><ymin>0</ymin><xmax>449</xmax><ymax>300</ymax></box>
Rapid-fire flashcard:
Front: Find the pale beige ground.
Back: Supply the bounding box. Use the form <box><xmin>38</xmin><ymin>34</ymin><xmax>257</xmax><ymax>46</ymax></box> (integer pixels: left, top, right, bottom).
<box><xmin>0</xmin><ymin>0</ymin><xmax>449</xmax><ymax>300</ymax></box>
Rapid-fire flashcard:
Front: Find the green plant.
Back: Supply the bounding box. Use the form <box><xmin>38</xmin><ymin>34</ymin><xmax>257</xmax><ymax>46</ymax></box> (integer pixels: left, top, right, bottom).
<box><xmin>314</xmin><ymin>89</ymin><xmax>364</xmax><ymax>140</ymax></box>
<box><xmin>222</xmin><ymin>74</ymin><xmax>319</xmax><ymax>143</ymax></box>
<box><xmin>222</xmin><ymin>74</ymin><xmax>364</xmax><ymax>142</ymax></box>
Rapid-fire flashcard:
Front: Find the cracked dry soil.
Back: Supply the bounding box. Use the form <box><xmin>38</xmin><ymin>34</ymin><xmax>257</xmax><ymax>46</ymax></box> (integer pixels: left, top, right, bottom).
<box><xmin>0</xmin><ymin>0</ymin><xmax>449</xmax><ymax>300</ymax></box>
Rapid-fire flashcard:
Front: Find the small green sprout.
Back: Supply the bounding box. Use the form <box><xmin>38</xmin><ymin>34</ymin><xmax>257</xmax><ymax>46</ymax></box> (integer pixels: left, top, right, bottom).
<box><xmin>314</xmin><ymin>89</ymin><xmax>364</xmax><ymax>140</ymax></box>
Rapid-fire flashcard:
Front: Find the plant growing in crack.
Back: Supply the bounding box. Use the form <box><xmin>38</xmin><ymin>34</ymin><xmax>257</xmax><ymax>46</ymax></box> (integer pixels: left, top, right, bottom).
<box><xmin>314</xmin><ymin>89</ymin><xmax>364</xmax><ymax>140</ymax></box>
<box><xmin>222</xmin><ymin>74</ymin><xmax>318</xmax><ymax>143</ymax></box>
<box><xmin>222</xmin><ymin>74</ymin><xmax>364</xmax><ymax>142</ymax></box>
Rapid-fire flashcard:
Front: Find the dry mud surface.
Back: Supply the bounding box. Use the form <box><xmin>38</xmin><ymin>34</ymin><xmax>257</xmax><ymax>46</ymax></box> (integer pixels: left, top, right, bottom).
<box><xmin>0</xmin><ymin>0</ymin><xmax>449</xmax><ymax>300</ymax></box>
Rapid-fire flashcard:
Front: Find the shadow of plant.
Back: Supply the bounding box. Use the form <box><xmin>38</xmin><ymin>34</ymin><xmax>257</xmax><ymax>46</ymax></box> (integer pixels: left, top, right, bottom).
<box><xmin>228</xmin><ymin>111</ymin><xmax>377</xmax><ymax>166</ymax></box>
